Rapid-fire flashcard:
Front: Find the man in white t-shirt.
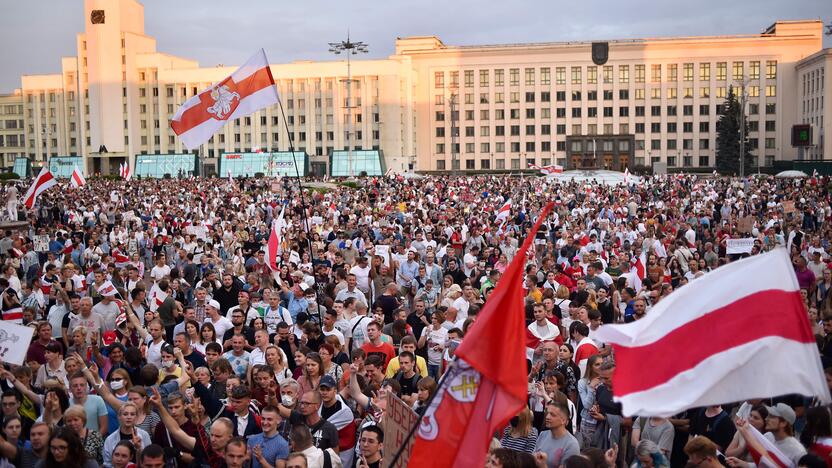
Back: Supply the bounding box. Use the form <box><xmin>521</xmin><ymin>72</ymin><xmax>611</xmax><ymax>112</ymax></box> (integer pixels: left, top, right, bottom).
<box><xmin>418</xmin><ymin>310</ymin><xmax>449</xmax><ymax>380</ymax></box>
<box><xmin>349</xmin><ymin>256</ymin><xmax>372</xmax><ymax>295</ymax></box>
<box><xmin>149</xmin><ymin>254</ymin><xmax>171</xmax><ymax>282</ymax></box>
<box><xmin>204</xmin><ymin>299</ymin><xmax>233</xmax><ymax>340</ymax></box>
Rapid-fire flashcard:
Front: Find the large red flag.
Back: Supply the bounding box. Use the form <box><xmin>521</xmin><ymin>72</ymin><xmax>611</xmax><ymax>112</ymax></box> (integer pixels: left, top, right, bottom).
<box><xmin>409</xmin><ymin>202</ymin><xmax>555</xmax><ymax>468</ymax></box>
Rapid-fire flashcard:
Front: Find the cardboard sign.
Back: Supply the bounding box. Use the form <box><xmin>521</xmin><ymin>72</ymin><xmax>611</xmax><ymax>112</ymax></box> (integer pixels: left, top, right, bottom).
<box><xmin>382</xmin><ymin>393</ymin><xmax>419</xmax><ymax>468</ymax></box>
<box><xmin>783</xmin><ymin>200</ymin><xmax>796</xmax><ymax>214</ymax></box>
<box><xmin>33</xmin><ymin>235</ymin><xmax>49</xmax><ymax>252</ymax></box>
<box><xmin>737</xmin><ymin>216</ymin><xmax>754</xmax><ymax>234</ymax></box>
<box><xmin>726</xmin><ymin>238</ymin><xmax>755</xmax><ymax>255</ymax></box>
<box><xmin>0</xmin><ymin>321</ymin><xmax>34</xmax><ymax>366</ymax></box>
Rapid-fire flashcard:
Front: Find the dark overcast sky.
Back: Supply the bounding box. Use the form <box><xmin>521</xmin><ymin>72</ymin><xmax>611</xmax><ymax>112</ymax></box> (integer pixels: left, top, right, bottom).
<box><xmin>1</xmin><ymin>0</ymin><xmax>829</xmax><ymax>93</ymax></box>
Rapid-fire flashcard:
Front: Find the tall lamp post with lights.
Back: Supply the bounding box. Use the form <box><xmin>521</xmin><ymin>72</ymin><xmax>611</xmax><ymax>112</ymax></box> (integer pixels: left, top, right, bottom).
<box><xmin>328</xmin><ymin>35</ymin><xmax>368</xmax><ymax>177</ymax></box>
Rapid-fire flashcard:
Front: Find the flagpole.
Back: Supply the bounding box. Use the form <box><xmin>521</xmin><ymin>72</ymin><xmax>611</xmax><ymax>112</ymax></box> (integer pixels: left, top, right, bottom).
<box><xmin>387</xmin><ymin>359</ymin><xmax>456</xmax><ymax>468</ymax></box>
<box><xmin>275</xmin><ymin>96</ymin><xmax>323</xmax><ymax>324</ymax></box>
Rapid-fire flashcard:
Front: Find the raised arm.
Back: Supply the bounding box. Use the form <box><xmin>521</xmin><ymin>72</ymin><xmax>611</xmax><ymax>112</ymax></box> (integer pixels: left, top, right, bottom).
<box><xmin>347</xmin><ymin>363</ymin><xmax>370</xmax><ymax>410</ymax></box>
<box><xmin>80</xmin><ymin>360</ymin><xmax>125</xmax><ymax>411</ymax></box>
<box><xmin>148</xmin><ymin>387</ymin><xmax>196</xmax><ymax>451</ymax></box>
<box><xmin>0</xmin><ymin>368</ymin><xmax>42</xmax><ymax>408</ymax></box>
<box><xmin>124</xmin><ymin>301</ymin><xmax>149</xmax><ymax>342</ymax></box>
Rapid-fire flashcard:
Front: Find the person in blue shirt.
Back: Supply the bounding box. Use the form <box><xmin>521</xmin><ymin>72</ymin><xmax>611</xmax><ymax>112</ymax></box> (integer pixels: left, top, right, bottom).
<box><xmin>248</xmin><ymin>406</ymin><xmax>290</xmax><ymax>468</ymax></box>
<box><xmin>281</xmin><ymin>282</ymin><xmax>308</xmax><ymax>322</ymax></box>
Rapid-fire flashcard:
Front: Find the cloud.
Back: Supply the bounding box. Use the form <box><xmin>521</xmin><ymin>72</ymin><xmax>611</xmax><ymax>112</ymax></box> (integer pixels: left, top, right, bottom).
<box><xmin>0</xmin><ymin>0</ymin><xmax>828</xmax><ymax>92</ymax></box>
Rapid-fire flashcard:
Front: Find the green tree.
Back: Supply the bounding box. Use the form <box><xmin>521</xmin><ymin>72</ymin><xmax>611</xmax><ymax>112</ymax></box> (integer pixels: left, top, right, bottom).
<box><xmin>715</xmin><ymin>85</ymin><xmax>753</xmax><ymax>175</ymax></box>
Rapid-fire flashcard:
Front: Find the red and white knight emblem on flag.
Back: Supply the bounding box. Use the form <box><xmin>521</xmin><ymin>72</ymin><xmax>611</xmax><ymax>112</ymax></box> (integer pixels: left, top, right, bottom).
<box><xmin>205</xmin><ymin>79</ymin><xmax>241</xmax><ymax>120</ymax></box>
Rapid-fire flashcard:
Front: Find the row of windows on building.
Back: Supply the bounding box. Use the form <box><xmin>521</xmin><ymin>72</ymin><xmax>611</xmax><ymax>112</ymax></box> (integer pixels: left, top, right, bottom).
<box><xmin>435</xmin><ymin>103</ymin><xmax>777</xmax><ymax>121</ymax></box>
<box><xmin>0</xmin><ymin>135</ymin><xmax>23</xmax><ymax>147</ymax></box>
<box><xmin>434</xmin><ymin>136</ymin><xmax>776</xmax><ymax>155</ymax></box>
<box><xmin>802</xmin><ymin>68</ymin><xmax>825</xmax><ymax>95</ymax></box>
<box><xmin>0</xmin><ymin>105</ymin><xmax>23</xmax><ymax>115</ymax></box>
<box><xmin>434</xmin><ymin>62</ymin><xmax>778</xmax><ymax>88</ymax></box>
<box><xmin>436</xmin><ymin>119</ymin><xmax>776</xmax><ymax>138</ymax></box>
<box><xmin>438</xmin><ymin>85</ymin><xmax>776</xmax><ymax>107</ymax></box>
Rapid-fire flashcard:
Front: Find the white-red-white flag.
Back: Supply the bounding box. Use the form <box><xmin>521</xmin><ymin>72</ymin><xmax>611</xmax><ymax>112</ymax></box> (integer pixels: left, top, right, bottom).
<box><xmin>494</xmin><ymin>199</ymin><xmax>511</xmax><ymax>224</ymax></box>
<box><xmin>595</xmin><ymin>249</ymin><xmax>831</xmax><ymax>417</ymax></box>
<box><xmin>529</xmin><ymin>162</ymin><xmax>564</xmax><ymax>175</ymax></box>
<box><xmin>265</xmin><ymin>206</ymin><xmax>284</xmax><ymax>272</ymax></box>
<box><xmin>119</xmin><ymin>162</ymin><xmax>131</xmax><ymax>181</ymax></box>
<box><xmin>148</xmin><ymin>282</ymin><xmax>168</xmax><ymax>312</ymax></box>
<box><xmin>171</xmin><ymin>49</ymin><xmax>278</xmax><ymax>149</ymax></box>
<box><xmin>23</xmin><ymin>166</ymin><xmax>57</xmax><ymax>209</ymax></box>
<box><xmin>744</xmin><ymin>422</ymin><xmax>795</xmax><ymax>468</ymax></box>
<box><xmin>628</xmin><ymin>251</ymin><xmax>646</xmax><ymax>291</ymax></box>
<box><xmin>96</xmin><ymin>280</ymin><xmax>118</xmax><ymax>297</ymax></box>
<box><xmin>70</xmin><ymin>166</ymin><xmax>86</xmax><ymax>188</ymax></box>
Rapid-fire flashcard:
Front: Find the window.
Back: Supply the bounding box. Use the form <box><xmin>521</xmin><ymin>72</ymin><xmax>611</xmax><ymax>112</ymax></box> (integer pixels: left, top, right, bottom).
<box><xmin>651</xmin><ymin>64</ymin><xmax>662</xmax><ymax>83</ymax></box>
<box><xmin>683</xmin><ymin>105</ymin><xmax>693</xmax><ymax>116</ymax></box>
<box><xmin>619</xmin><ymin>107</ymin><xmax>629</xmax><ymax>117</ymax></box>
<box><xmin>556</xmin><ymin>91</ymin><xmax>566</xmax><ymax>101</ymax></box>
<box><xmin>603</xmin><ymin>66</ymin><xmax>613</xmax><ymax>84</ymax></box>
<box><xmin>700</xmin><ymin>88</ymin><xmax>710</xmax><ymax>98</ymax></box>
<box><xmin>667</xmin><ymin>105</ymin><xmax>677</xmax><ymax>116</ymax></box>
<box><xmin>684</xmin><ymin>88</ymin><xmax>693</xmax><ymax>98</ymax></box>
<box><xmin>667</xmin><ymin>122</ymin><xmax>677</xmax><ymax>133</ymax></box>
<box><xmin>651</xmin><ymin>122</ymin><xmax>661</xmax><ymax>133</ymax></box>
<box><xmin>683</xmin><ymin>139</ymin><xmax>693</xmax><ymax>150</ymax></box>
<box><xmin>434</xmin><ymin>72</ymin><xmax>444</xmax><ymax>88</ymax></box>
<box><xmin>541</xmin><ymin>142</ymin><xmax>551</xmax><ymax>152</ymax></box>
<box><xmin>495</xmin><ymin>69</ymin><xmax>504</xmax><ymax>86</ymax></box>
<box><xmin>651</xmin><ymin>139</ymin><xmax>661</xmax><ymax>150</ymax></box>
<box><xmin>572</xmin><ymin>91</ymin><xmax>582</xmax><ymax>101</ymax></box>
<box><xmin>436</xmin><ymin>111</ymin><xmax>445</xmax><ymax>121</ymax></box>
<box><xmin>571</xmin><ymin>108</ymin><xmax>582</xmax><ymax>118</ymax></box>
<box><xmin>651</xmin><ymin>106</ymin><xmax>661</xmax><ymax>116</ymax></box>
<box><xmin>699</xmin><ymin>155</ymin><xmax>710</xmax><ymax>166</ymax></box>
<box><xmin>748</xmin><ymin>86</ymin><xmax>760</xmax><ymax>97</ymax></box>
<box><xmin>525</xmin><ymin>92</ymin><xmax>535</xmax><ymax>103</ymax></box>
<box><xmin>480</xmin><ymin>93</ymin><xmax>489</xmax><ymax>104</ymax></box>
<box><xmin>510</xmin><ymin>92</ymin><xmax>519</xmax><ymax>103</ymax></box>
<box><xmin>635</xmin><ymin>64</ymin><xmax>645</xmax><ymax>83</ymax></box>
<box><xmin>556</xmin><ymin>141</ymin><xmax>566</xmax><ymax>151</ymax></box>
<box><xmin>481</xmin><ymin>109</ymin><xmax>490</xmax><ymax>120</ymax></box>
<box><xmin>525</xmin><ymin>68</ymin><xmax>535</xmax><ymax>85</ymax></box>
<box><xmin>683</xmin><ymin>155</ymin><xmax>693</xmax><ymax>167</ymax></box>
<box><xmin>716</xmin><ymin>87</ymin><xmax>726</xmax><ymax>98</ymax></box>
<box><xmin>480</xmin><ymin>70</ymin><xmax>489</xmax><ymax>87</ymax></box>
<box><xmin>716</xmin><ymin>62</ymin><xmax>727</xmax><ymax>81</ymax></box>
<box><xmin>683</xmin><ymin>122</ymin><xmax>693</xmax><ymax>132</ymax></box>
<box><xmin>510</xmin><ymin>68</ymin><xmax>519</xmax><ymax>86</ymax></box>
<box><xmin>496</xmin><ymin>109</ymin><xmax>505</xmax><ymax>120</ymax></box>
<box><xmin>556</xmin><ymin>67</ymin><xmax>565</xmax><ymax>85</ymax></box>
<box><xmin>765</xmin><ymin>85</ymin><xmax>776</xmax><ymax>97</ymax></box>
<box><xmin>510</xmin><ymin>125</ymin><xmax>520</xmax><ymax>136</ymax></box>
<box><xmin>436</xmin><ymin>127</ymin><xmax>445</xmax><ymax>137</ymax></box>
<box><xmin>733</xmin><ymin>62</ymin><xmax>744</xmax><ymax>81</ymax></box>
<box><xmin>750</xmin><ymin>61</ymin><xmax>760</xmax><ymax>80</ymax></box>
<box><xmin>495</xmin><ymin>93</ymin><xmax>504</xmax><ymax>104</ymax></box>
<box><xmin>451</xmin><ymin>71</ymin><xmax>459</xmax><ymax>87</ymax></box>
<box><xmin>511</xmin><ymin>143</ymin><xmax>520</xmax><ymax>153</ymax></box>
<box><xmin>683</xmin><ymin>63</ymin><xmax>693</xmax><ymax>81</ymax></box>
<box><xmin>465</xmin><ymin>93</ymin><xmax>474</xmax><ymax>104</ymax></box>
<box><xmin>635</xmin><ymin>89</ymin><xmax>645</xmax><ymax>100</ymax></box>
<box><xmin>495</xmin><ymin>126</ymin><xmax>505</xmax><ymax>136</ymax></box>
<box><xmin>540</xmin><ymin>68</ymin><xmax>550</xmax><ymax>85</ymax></box>
<box><xmin>765</xmin><ymin>120</ymin><xmax>776</xmax><ymax>132</ymax></box>
<box><xmin>510</xmin><ymin>109</ymin><xmax>520</xmax><ymax>119</ymax></box>
<box><xmin>699</xmin><ymin>122</ymin><xmax>710</xmax><ymax>132</ymax></box>
<box><xmin>619</xmin><ymin>65</ymin><xmax>629</xmax><ymax>84</ymax></box>
<box><xmin>651</xmin><ymin>88</ymin><xmax>661</xmax><ymax>99</ymax></box>
<box><xmin>525</xmin><ymin>142</ymin><xmax>535</xmax><ymax>151</ymax></box>
<box><xmin>667</xmin><ymin>140</ymin><xmax>677</xmax><ymax>150</ymax></box>
<box><xmin>588</xmin><ymin>107</ymin><xmax>597</xmax><ymax>117</ymax></box>
<box><xmin>587</xmin><ymin>66</ymin><xmax>597</xmax><ymax>84</ymax></box>
<box><xmin>749</xmin><ymin>103</ymin><xmax>759</xmax><ymax>115</ymax></box>
<box><xmin>699</xmin><ymin>139</ymin><xmax>710</xmax><ymax>150</ymax></box>
<box><xmin>765</xmin><ymin>138</ymin><xmax>776</xmax><ymax>149</ymax></box>
<box><xmin>700</xmin><ymin>63</ymin><xmax>710</xmax><ymax>81</ymax></box>
<box><xmin>541</xmin><ymin>92</ymin><xmax>551</xmax><ymax>102</ymax></box>
<box><xmin>668</xmin><ymin>64</ymin><xmax>678</xmax><ymax>82</ymax></box>
<box><xmin>436</xmin><ymin>159</ymin><xmax>446</xmax><ymax>170</ymax></box>
<box><xmin>556</xmin><ymin>108</ymin><xmax>566</xmax><ymax>118</ymax></box>
<box><xmin>635</xmin><ymin>123</ymin><xmax>645</xmax><ymax>133</ymax></box>
<box><xmin>571</xmin><ymin>67</ymin><xmax>582</xmax><ymax>85</ymax></box>
<box><xmin>465</xmin><ymin>144</ymin><xmax>474</xmax><ymax>154</ymax></box>
<box><xmin>525</xmin><ymin>109</ymin><xmax>535</xmax><ymax>118</ymax></box>
<box><xmin>480</xmin><ymin>159</ymin><xmax>490</xmax><ymax>169</ymax></box>
<box><xmin>667</xmin><ymin>88</ymin><xmax>677</xmax><ymax>99</ymax></box>
<box><xmin>541</xmin><ymin>108</ymin><xmax>550</xmax><ymax>118</ymax></box>
<box><xmin>556</xmin><ymin>124</ymin><xmax>566</xmax><ymax>134</ymax></box>
<box><xmin>766</xmin><ymin>61</ymin><xmax>777</xmax><ymax>79</ymax></box>
<box><xmin>619</xmin><ymin>90</ymin><xmax>629</xmax><ymax>100</ymax></box>
<box><xmin>496</xmin><ymin>158</ymin><xmax>505</xmax><ymax>169</ymax></box>
<box><xmin>635</xmin><ymin>106</ymin><xmax>645</xmax><ymax>116</ymax></box>
<box><xmin>541</xmin><ymin>124</ymin><xmax>551</xmax><ymax>135</ymax></box>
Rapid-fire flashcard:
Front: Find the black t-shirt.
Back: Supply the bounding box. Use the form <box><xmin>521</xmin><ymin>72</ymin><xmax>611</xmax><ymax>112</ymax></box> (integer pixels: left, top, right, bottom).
<box><xmin>689</xmin><ymin>409</ymin><xmax>736</xmax><ymax>451</ymax></box>
<box><xmin>394</xmin><ymin>371</ymin><xmax>421</xmax><ymax>397</ymax></box>
<box><xmin>321</xmin><ymin>399</ymin><xmax>343</xmax><ymax>421</ymax></box>
<box><xmin>289</xmin><ymin>411</ymin><xmax>340</xmax><ymax>451</ymax></box>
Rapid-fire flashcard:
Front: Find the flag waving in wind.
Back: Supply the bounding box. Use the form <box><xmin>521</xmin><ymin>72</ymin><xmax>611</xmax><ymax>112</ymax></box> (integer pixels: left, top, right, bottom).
<box><xmin>70</xmin><ymin>166</ymin><xmax>86</xmax><ymax>188</ymax></box>
<box><xmin>265</xmin><ymin>206</ymin><xmax>285</xmax><ymax>272</ymax></box>
<box><xmin>119</xmin><ymin>162</ymin><xmax>132</xmax><ymax>181</ymax></box>
<box><xmin>494</xmin><ymin>199</ymin><xmax>511</xmax><ymax>224</ymax></box>
<box><xmin>409</xmin><ymin>202</ymin><xmax>555</xmax><ymax>467</ymax></box>
<box><xmin>594</xmin><ymin>249</ymin><xmax>830</xmax><ymax>417</ymax></box>
<box><xmin>171</xmin><ymin>49</ymin><xmax>279</xmax><ymax>149</ymax></box>
<box><xmin>23</xmin><ymin>166</ymin><xmax>57</xmax><ymax>209</ymax></box>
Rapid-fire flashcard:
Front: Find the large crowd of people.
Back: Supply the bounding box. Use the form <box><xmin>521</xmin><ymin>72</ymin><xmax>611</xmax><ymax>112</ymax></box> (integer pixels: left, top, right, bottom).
<box><xmin>0</xmin><ymin>171</ymin><xmax>829</xmax><ymax>468</ymax></box>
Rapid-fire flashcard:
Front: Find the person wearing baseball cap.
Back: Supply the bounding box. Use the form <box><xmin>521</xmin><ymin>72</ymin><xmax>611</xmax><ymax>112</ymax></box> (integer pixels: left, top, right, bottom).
<box><xmin>205</xmin><ymin>299</ymin><xmax>233</xmax><ymax>339</ymax></box>
<box><xmin>748</xmin><ymin>402</ymin><xmax>806</xmax><ymax>465</ymax></box>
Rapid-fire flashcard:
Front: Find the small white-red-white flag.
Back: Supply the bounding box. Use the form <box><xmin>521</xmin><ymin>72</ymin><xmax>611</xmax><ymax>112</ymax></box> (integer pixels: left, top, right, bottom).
<box><xmin>96</xmin><ymin>280</ymin><xmax>118</xmax><ymax>297</ymax></box>
<box><xmin>148</xmin><ymin>282</ymin><xmax>168</xmax><ymax>312</ymax></box>
<box><xmin>119</xmin><ymin>162</ymin><xmax>131</xmax><ymax>181</ymax></box>
<box><xmin>70</xmin><ymin>166</ymin><xmax>86</xmax><ymax>188</ymax></box>
<box><xmin>171</xmin><ymin>49</ymin><xmax>279</xmax><ymax>150</ymax></box>
<box><xmin>265</xmin><ymin>206</ymin><xmax>284</xmax><ymax>272</ymax></box>
<box><xmin>595</xmin><ymin>249</ymin><xmax>830</xmax><ymax>417</ymax></box>
<box><xmin>529</xmin><ymin>162</ymin><xmax>564</xmax><ymax>175</ymax></box>
<box><xmin>624</xmin><ymin>167</ymin><xmax>631</xmax><ymax>185</ymax></box>
<box><xmin>23</xmin><ymin>166</ymin><xmax>57</xmax><ymax>209</ymax></box>
<box><xmin>494</xmin><ymin>199</ymin><xmax>511</xmax><ymax>224</ymax></box>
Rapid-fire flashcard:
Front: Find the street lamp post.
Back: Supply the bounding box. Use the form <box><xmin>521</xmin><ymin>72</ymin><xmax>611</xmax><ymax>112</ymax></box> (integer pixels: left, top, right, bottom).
<box><xmin>328</xmin><ymin>34</ymin><xmax>368</xmax><ymax>178</ymax></box>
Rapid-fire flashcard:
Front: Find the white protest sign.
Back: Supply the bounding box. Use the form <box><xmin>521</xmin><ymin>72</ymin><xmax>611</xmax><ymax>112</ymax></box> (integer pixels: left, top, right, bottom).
<box><xmin>375</xmin><ymin>245</ymin><xmax>391</xmax><ymax>266</ymax></box>
<box><xmin>33</xmin><ymin>235</ymin><xmax>49</xmax><ymax>252</ymax></box>
<box><xmin>0</xmin><ymin>321</ymin><xmax>34</xmax><ymax>365</ymax></box>
<box><xmin>726</xmin><ymin>238</ymin><xmax>755</xmax><ymax>255</ymax></box>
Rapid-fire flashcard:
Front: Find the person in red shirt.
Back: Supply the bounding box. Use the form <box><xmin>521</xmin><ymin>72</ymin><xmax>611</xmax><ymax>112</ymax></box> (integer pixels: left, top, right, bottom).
<box><xmin>360</xmin><ymin>321</ymin><xmax>395</xmax><ymax>371</ymax></box>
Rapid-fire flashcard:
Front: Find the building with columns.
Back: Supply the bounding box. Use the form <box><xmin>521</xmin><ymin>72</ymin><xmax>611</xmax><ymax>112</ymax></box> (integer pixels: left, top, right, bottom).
<box><xmin>5</xmin><ymin>0</ymin><xmax>830</xmax><ymax>175</ymax></box>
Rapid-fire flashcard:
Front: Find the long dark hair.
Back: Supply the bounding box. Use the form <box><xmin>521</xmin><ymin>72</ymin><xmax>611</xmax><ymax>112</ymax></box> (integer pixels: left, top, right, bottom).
<box><xmin>44</xmin><ymin>426</ymin><xmax>88</xmax><ymax>468</ymax></box>
<box><xmin>801</xmin><ymin>405</ymin><xmax>832</xmax><ymax>447</ymax></box>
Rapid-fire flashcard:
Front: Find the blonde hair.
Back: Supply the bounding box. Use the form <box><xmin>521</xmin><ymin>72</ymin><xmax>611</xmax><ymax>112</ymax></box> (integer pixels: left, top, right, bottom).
<box><xmin>63</xmin><ymin>405</ymin><xmax>87</xmax><ymax>424</ymax></box>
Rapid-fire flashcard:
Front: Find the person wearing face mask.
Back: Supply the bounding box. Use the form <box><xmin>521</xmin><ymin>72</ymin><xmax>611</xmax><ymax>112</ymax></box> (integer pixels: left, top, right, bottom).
<box><xmin>500</xmin><ymin>406</ymin><xmax>538</xmax><ymax>454</ymax></box>
<box><xmin>302</xmin><ymin>288</ymin><xmax>326</xmax><ymax>324</ymax></box>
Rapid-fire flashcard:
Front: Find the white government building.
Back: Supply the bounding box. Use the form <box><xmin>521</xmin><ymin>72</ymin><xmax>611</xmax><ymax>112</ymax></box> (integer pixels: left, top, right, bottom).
<box><xmin>0</xmin><ymin>0</ymin><xmax>829</xmax><ymax>177</ymax></box>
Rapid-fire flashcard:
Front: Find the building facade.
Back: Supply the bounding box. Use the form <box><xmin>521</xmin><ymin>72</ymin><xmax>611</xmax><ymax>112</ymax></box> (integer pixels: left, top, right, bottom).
<box><xmin>0</xmin><ymin>91</ymin><xmax>26</xmax><ymax>173</ymax></box>
<box><xmin>796</xmin><ymin>49</ymin><xmax>831</xmax><ymax>161</ymax></box>
<box><xmin>6</xmin><ymin>0</ymin><xmax>830</xmax><ymax>175</ymax></box>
